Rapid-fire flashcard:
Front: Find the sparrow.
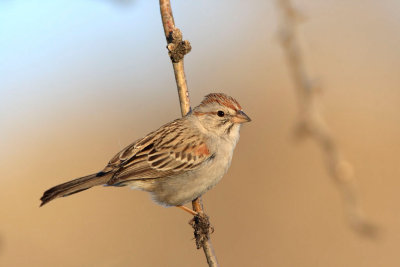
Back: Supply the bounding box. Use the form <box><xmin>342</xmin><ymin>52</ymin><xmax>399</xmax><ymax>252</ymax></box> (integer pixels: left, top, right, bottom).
<box><xmin>40</xmin><ymin>93</ymin><xmax>251</xmax><ymax>213</ymax></box>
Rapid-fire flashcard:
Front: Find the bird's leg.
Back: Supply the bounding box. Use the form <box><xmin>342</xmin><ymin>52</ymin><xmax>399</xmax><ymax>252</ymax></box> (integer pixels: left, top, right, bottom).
<box><xmin>177</xmin><ymin>205</ymin><xmax>198</xmax><ymax>215</ymax></box>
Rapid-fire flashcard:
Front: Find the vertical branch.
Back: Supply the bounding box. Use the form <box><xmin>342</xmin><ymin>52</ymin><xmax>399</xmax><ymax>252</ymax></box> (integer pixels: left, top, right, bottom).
<box><xmin>159</xmin><ymin>1</ymin><xmax>219</xmax><ymax>266</ymax></box>
<box><xmin>277</xmin><ymin>0</ymin><xmax>378</xmax><ymax>237</ymax></box>
<box><xmin>159</xmin><ymin>0</ymin><xmax>191</xmax><ymax>115</ymax></box>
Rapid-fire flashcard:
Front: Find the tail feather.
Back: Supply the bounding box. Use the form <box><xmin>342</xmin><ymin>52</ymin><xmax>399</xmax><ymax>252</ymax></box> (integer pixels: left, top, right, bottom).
<box><xmin>40</xmin><ymin>173</ymin><xmax>109</xmax><ymax>206</ymax></box>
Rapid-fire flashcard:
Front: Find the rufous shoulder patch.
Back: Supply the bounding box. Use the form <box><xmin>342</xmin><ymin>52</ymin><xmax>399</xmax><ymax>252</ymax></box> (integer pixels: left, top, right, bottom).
<box><xmin>194</xmin><ymin>143</ymin><xmax>210</xmax><ymax>157</ymax></box>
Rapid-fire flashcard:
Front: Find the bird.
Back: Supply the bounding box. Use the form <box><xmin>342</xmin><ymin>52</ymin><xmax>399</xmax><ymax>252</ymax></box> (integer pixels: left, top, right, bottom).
<box><xmin>40</xmin><ymin>93</ymin><xmax>251</xmax><ymax>214</ymax></box>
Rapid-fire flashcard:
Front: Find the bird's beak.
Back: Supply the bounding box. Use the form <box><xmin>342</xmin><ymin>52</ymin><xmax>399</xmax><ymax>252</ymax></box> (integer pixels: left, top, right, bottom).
<box><xmin>231</xmin><ymin>110</ymin><xmax>251</xmax><ymax>123</ymax></box>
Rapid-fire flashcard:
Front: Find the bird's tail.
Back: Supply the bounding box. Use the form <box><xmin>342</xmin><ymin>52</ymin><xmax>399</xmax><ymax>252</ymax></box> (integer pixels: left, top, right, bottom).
<box><xmin>40</xmin><ymin>173</ymin><xmax>109</xmax><ymax>206</ymax></box>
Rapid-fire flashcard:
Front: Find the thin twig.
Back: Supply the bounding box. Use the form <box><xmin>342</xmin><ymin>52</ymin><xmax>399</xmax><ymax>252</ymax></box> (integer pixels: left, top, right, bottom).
<box><xmin>277</xmin><ymin>0</ymin><xmax>378</xmax><ymax>237</ymax></box>
<box><xmin>159</xmin><ymin>1</ymin><xmax>219</xmax><ymax>265</ymax></box>
<box><xmin>159</xmin><ymin>0</ymin><xmax>191</xmax><ymax>115</ymax></box>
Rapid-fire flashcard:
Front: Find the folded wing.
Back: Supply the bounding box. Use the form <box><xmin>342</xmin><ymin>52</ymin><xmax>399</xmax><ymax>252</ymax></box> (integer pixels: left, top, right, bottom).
<box><xmin>103</xmin><ymin>118</ymin><xmax>211</xmax><ymax>186</ymax></box>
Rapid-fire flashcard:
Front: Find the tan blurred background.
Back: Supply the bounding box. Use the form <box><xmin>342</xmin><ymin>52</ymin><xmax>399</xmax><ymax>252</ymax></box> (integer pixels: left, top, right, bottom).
<box><xmin>1</xmin><ymin>0</ymin><xmax>400</xmax><ymax>266</ymax></box>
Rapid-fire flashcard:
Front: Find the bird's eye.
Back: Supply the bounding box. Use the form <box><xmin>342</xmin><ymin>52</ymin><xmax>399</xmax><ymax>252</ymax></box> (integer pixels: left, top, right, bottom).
<box><xmin>217</xmin><ymin>110</ymin><xmax>225</xmax><ymax>117</ymax></box>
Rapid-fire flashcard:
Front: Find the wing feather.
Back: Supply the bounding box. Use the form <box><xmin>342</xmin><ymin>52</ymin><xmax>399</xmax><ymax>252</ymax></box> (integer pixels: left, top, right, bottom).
<box><xmin>104</xmin><ymin>118</ymin><xmax>212</xmax><ymax>186</ymax></box>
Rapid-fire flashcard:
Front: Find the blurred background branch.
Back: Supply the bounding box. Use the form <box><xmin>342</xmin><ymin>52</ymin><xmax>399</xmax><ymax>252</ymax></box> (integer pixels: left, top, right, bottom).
<box><xmin>277</xmin><ymin>0</ymin><xmax>378</xmax><ymax>237</ymax></box>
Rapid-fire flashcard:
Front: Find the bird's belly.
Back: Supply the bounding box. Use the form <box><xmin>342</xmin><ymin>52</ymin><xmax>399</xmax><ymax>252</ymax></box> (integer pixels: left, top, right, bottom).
<box><xmin>148</xmin><ymin>158</ymin><xmax>229</xmax><ymax>206</ymax></box>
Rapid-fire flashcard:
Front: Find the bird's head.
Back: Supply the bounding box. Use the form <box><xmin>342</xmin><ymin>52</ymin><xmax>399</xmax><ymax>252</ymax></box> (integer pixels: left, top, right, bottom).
<box><xmin>192</xmin><ymin>93</ymin><xmax>251</xmax><ymax>137</ymax></box>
